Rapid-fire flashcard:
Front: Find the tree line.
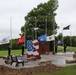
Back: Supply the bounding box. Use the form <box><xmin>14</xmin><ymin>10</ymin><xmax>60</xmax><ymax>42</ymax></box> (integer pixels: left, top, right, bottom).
<box><xmin>0</xmin><ymin>35</ymin><xmax>76</xmax><ymax>50</ymax></box>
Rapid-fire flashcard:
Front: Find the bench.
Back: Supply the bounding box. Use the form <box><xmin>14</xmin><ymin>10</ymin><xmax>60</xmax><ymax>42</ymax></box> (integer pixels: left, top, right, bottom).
<box><xmin>10</xmin><ymin>55</ymin><xmax>24</xmax><ymax>67</ymax></box>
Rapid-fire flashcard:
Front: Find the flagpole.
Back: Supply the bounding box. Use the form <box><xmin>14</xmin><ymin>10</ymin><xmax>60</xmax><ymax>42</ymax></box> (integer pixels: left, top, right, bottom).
<box><xmin>10</xmin><ymin>17</ymin><xmax>12</xmax><ymax>49</ymax></box>
<box><xmin>35</xmin><ymin>17</ymin><xmax>37</xmax><ymax>39</ymax></box>
<box><xmin>24</xmin><ymin>21</ymin><xmax>28</xmax><ymax>49</ymax></box>
<box><xmin>53</xmin><ymin>32</ymin><xmax>55</xmax><ymax>54</ymax></box>
<box><xmin>53</xmin><ymin>24</ymin><xmax>55</xmax><ymax>54</ymax></box>
<box><xmin>63</xmin><ymin>25</ymin><xmax>71</xmax><ymax>46</ymax></box>
<box><xmin>24</xmin><ymin>24</ymin><xmax>25</xmax><ymax>48</ymax></box>
<box><xmin>70</xmin><ymin>25</ymin><xmax>72</xmax><ymax>46</ymax></box>
<box><xmin>24</xmin><ymin>21</ymin><xmax>27</xmax><ymax>49</ymax></box>
<box><xmin>46</xmin><ymin>16</ymin><xmax>47</xmax><ymax>36</ymax></box>
<box><xmin>62</xmin><ymin>24</ymin><xmax>64</xmax><ymax>46</ymax></box>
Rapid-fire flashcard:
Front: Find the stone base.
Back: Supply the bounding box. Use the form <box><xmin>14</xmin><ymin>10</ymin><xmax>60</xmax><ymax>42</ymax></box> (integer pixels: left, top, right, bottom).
<box><xmin>39</xmin><ymin>60</ymin><xmax>51</xmax><ymax>66</ymax></box>
<box><xmin>5</xmin><ymin>56</ymin><xmax>11</xmax><ymax>64</ymax></box>
<box><xmin>45</xmin><ymin>52</ymin><xmax>49</xmax><ymax>55</ymax></box>
<box><xmin>74</xmin><ymin>51</ymin><xmax>76</xmax><ymax>54</ymax></box>
<box><xmin>27</xmin><ymin>57</ymin><xmax>37</xmax><ymax>61</ymax></box>
<box><xmin>73</xmin><ymin>54</ymin><xmax>76</xmax><ymax>58</ymax></box>
<box><xmin>66</xmin><ymin>60</ymin><xmax>76</xmax><ymax>64</ymax></box>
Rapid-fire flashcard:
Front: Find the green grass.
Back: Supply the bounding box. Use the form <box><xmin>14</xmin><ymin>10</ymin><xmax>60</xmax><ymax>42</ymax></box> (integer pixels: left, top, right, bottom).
<box><xmin>0</xmin><ymin>46</ymin><xmax>76</xmax><ymax>56</ymax></box>
<box><xmin>0</xmin><ymin>49</ymin><xmax>27</xmax><ymax>56</ymax></box>
<box><xmin>32</xmin><ymin>65</ymin><xmax>76</xmax><ymax>75</ymax></box>
<box><xmin>57</xmin><ymin>46</ymin><xmax>76</xmax><ymax>52</ymax></box>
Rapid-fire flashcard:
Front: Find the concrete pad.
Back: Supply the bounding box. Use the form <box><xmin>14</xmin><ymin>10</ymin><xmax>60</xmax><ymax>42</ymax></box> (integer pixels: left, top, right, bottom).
<box><xmin>1</xmin><ymin>52</ymin><xmax>76</xmax><ymax>68</ymax></box>
<box><xmin>0</xmin><ymin>58</ymin><xmax>5</xmax><ymax>65</ymax></box>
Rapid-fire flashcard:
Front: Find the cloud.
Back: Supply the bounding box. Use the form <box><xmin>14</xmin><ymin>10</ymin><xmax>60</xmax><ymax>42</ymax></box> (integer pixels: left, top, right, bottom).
<box><xmin>0</xmin><ymin>0</ymin><xmax>49</xmax><ymax>39</ymax></box>
<box><xmin>55</xmin><ymin>0</ymin><xmax>76</xmax><ymax>36</ymax></box>
<box><xmin>0</xmin><ymin>0</ymin><xmax>76</xmax><ymax>39</ymax></box>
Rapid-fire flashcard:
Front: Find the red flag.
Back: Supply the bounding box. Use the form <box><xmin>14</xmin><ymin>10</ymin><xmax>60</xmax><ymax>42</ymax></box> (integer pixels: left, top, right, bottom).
<box><xmin>16</xmin><ymin>36</ymin><xmax>24</xmax><ymax>44</ymax></box>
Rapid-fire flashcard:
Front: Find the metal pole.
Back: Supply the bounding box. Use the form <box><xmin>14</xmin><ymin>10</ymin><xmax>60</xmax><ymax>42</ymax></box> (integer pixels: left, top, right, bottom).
<box><xmin>45</xmin><ymin>16</ymin><xmax>47</xmax><ymax>36</ymax></box>
<box><xmin>53</xmin><ymin>24</ymin><xmax>55</xmax><ymax>54</ymax></box>
<box><xmin>35</xmin><ymin>17</ymin><xmax>37</xmax><ymax>39</ymax></box>
<box><xmin>62</xmin><ymin>24</ymin><xmax>64</xmax><ymax>46</ymax></box>
<box><xmin>24</xmin><ymin>24</ymin><xmax>25</xmax><ymax>49</ymax></box>
<box><xmin>10</xmin><ymin>17</ymin><xmax>12</xmax><ymax>49</ymax></box>
<box><xmin>70</xmin><ymin>25</ymin><xmax>72</xmax><ymax>46</ymax></box>
<box><xmin>24</xmin><ymin>22</ymin><xmax>28</xmax><ymax>49</ymax></box>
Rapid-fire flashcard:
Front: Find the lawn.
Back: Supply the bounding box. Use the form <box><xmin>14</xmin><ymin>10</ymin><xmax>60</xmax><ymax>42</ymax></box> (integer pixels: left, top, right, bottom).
<box><xmin>0</xmin><ymin>49</ymin><xmax>27</xmax><ymax>56</ymax></box>
<box><xmin>0</xmin><ymin>46</ymin><xmax>76</xmax><ymax>56</ymax></box>
<box><xmin>57</xmin><ymin>46</ymin><xmax>76</xmax><ymax>52</ymax></box>
<box><xmin>32</xmin><ymin>65</ymin><xmax>76</xmax><ymax>75</ymax></box>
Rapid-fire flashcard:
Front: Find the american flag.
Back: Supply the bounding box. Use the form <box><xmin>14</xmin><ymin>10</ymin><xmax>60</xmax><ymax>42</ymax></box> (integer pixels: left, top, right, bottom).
<box><xmin>27</xmin><ymin>40</ymin><xmax>39</xmax><ymax>52</ymax></box>
<box><xmin>27</xmin><ymin>40</ymin><xmax>40</xmax><ymax>59</ymax></box>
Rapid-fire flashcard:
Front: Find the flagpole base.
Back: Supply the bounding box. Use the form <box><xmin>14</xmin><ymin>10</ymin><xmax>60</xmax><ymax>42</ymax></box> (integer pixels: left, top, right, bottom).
<box><xmin>52</xmin><ymin>51</ymin><xmax>55</xmax><ymax>55</ymax></box>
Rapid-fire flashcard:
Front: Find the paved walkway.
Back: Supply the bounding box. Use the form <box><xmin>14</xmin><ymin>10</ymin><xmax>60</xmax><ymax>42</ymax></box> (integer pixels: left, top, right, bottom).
<box><xmin>0</xmin><ymin>52</ymin><xmax>76</xmax><ymax>68</ymax></box>
<box><xmin>41</xmin><ymin>52</ymin><xmax>75</xmax><ymax>66</ymax></box>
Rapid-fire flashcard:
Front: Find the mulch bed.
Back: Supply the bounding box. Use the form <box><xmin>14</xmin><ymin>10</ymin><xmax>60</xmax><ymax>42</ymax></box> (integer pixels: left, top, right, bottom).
<box><xmin>0</xmin><ymin>64</ymin><xmax>61</xmax><ymax>75</ymax></box>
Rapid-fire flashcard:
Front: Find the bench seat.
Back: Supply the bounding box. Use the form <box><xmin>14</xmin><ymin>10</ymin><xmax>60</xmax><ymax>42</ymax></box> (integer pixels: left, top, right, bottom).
<box><xmin>10</xmin><ymin>55</ymin><xmax>24</xmax><ymax>67</ymax></box>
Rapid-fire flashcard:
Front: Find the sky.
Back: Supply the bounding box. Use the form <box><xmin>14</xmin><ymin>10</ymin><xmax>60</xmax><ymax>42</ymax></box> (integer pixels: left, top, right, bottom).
<box><xmin>0</xmin><ymin>0</ymin><xmax>76</xmax><ymax>39</ymax></box>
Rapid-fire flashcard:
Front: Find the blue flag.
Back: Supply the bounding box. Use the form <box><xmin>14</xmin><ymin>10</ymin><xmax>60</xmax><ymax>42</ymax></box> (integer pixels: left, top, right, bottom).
<box><xmin>38</xmin><ymin>34</ymin><xmax>46</xmax><ymax>41</ymax></box>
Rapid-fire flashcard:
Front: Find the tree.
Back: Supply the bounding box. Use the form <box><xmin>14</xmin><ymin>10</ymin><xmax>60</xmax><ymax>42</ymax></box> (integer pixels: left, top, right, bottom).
<box><xmin>21</xmin><ymin>0</ymin><xmax>59</xmax><ymax>40</ymax></box>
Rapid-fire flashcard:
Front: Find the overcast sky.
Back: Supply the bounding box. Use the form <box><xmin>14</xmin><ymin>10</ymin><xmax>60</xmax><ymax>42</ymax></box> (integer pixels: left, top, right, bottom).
<box><xmin>0</xmin><ymin>0</ymin><xmax>76</xmax><ymax>39</ymax></box>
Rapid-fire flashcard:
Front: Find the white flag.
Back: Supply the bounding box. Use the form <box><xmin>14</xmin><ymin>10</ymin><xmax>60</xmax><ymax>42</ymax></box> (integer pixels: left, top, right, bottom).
<box><xmin>47</xmin><ymin>35</ymin><xmax>55</xmax><ymax>41</ymax></box>
<box><xmin>0</xmin><ymin>37</ymin><xmax>10</xmax><ymax>45</ymax></box>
